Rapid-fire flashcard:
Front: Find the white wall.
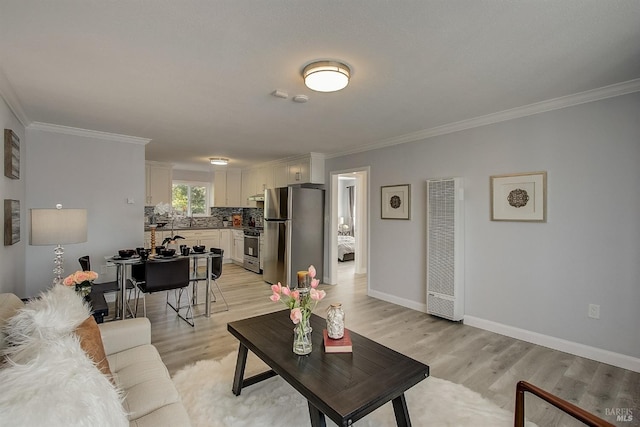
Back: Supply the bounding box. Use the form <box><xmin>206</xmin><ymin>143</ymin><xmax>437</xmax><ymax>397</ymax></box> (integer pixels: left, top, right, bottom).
<box><xmin>24</xmin><ymin>126</ymin><xmax>146</xmax><ymax>297</ymax></box>
<box><xmin>325</xmin><ymin>92</ymin><xmax>640</xmax><ymax>362</ymax></box>
<box><xmin>0</xmin><ymin>98</ymin><xmax>26</xmax><ymax>295</ymax></box>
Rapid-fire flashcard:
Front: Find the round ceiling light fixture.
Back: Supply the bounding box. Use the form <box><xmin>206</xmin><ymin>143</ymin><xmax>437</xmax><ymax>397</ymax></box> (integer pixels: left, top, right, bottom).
<box><xmin>209</xmin><ymin>157</ymin><xmax>229</xmax><ymax>166</ymax></box>
<box><xmin>302</xmin><ymin>61</ymin><xmax>350</xmax><ymax>92</ymax></box>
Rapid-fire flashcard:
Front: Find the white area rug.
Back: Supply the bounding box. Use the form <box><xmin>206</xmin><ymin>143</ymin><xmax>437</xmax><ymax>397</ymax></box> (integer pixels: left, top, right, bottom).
<box><xmin>173</xmin><ymin>352</ymin><xmax>536</xmax><ymax>427</ymax></box>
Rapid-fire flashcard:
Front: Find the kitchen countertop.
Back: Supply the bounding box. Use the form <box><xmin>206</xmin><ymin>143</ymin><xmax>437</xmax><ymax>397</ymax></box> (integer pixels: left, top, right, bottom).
<box><xmin>144</xmin><ymin>226</ymin><xmax>255</xmax><ymax>232</ymax></box>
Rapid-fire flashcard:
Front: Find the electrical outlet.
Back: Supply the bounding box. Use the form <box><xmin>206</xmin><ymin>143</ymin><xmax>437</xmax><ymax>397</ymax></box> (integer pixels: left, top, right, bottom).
<box><xmin>588</xmin><ymin>304</ymin><xmax>600</xmax><ymax>319</ymax></box>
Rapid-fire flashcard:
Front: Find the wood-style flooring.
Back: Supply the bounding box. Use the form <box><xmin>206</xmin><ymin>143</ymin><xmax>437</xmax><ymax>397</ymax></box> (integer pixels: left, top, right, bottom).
<box><xmin>113</xmin><ymin>262</ymin><xmax>639</xmax><ymax>427</ymax></box>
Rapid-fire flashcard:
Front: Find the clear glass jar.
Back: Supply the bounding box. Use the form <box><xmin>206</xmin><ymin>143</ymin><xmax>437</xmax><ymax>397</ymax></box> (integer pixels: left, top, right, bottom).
<box><xmin>326</xmin><ymin>303</ymin><xmax>345</xmax><ymax>339</ymax></box>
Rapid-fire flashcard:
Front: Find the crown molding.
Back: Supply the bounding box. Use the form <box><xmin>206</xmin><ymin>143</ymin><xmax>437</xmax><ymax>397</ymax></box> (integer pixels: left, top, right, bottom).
<box><xmin>327</xmin><ymin>78</ymin><xmax>640</xmax><ymax>159</ymax></box>
<box><xmin>27</xmin><ymin>122</ymin><xmax>151</xmax><ymax>145</ymax></box>
<box><xmin>0</xmin><ymin>68</ymin><xmax>31</xmax><ymax>127</ymax></box>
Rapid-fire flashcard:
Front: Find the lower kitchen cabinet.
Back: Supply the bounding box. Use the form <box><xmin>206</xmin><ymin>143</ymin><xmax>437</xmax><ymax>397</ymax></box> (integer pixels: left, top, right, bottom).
<box><xmin>232</xmin><ymin>230</ymin><xmax>244</xmax><ymax>264</ymax></box>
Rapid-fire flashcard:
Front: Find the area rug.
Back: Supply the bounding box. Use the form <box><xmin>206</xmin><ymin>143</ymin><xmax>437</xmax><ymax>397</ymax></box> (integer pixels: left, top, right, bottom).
<box><xmin>173</xmin><ymin>352</ymin><xmax>535</xmax><ymax>427</ymax></box>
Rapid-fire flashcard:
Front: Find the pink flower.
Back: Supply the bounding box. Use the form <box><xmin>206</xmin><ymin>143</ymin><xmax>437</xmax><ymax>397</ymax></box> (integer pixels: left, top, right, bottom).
<box><xmin>310</xmin><ymin>278</ymin><xmax>319</xmax><ymax>289</ymax></box>
<box><xmin>290</xmin><ymin>290</ymin><xmax>300</xmax><ymax>301</ymax></box>
<box><xmin>62</xmin><ymin>275</ymin><xmax>75</xmax><ymax>286</ymax></box>
<box><xmin>310</xmin><ymin>288</ymin><xmax>326</xmax><ymax>301</ymax></box>
<box><xmin>308</xmin><ymin>265</ymin><xmax>316</xmax><ymax>279</ymax></box>
<box><xmin>290</xmin><ymin>308</ymin><xmax>302</xmax><ymax>324</ymax></box>
<box><xmin>269</xmin><ymin>293</ymin><xmax>281</xmax><ymax>302</ymax></box>
<box><xmin>271</xmin><ymin>283</ymin><xmax>282</xmax><ymax>294</ymax></box>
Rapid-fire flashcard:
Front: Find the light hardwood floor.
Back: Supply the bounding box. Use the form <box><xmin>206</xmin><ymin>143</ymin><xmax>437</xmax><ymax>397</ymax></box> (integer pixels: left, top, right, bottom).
<box><xmin>119</xmin><ymin>262</ymin><xmax>639</xmax><ymax>427</ymax></box>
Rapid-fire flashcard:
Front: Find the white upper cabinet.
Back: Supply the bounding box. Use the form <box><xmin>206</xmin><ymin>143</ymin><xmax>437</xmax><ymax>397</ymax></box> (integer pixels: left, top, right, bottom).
<box><xmin>145</xmin><ymin>162</ymin><xmax>172</xmax><ymax>205</ymax></box>
<box><xmin>214</xmin><ymin>168</ymin><xmax>243</xmax><ymax>207</ymax></box>
<box><xmin>287</xmin><ymin>153</ymin><xmax>325</xmax><ymax>185</ymax></box>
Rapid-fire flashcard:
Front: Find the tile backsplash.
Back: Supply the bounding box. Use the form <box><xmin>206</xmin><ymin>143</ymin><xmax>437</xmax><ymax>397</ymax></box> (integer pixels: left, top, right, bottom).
<box><xmin>144</xmin><ymin>206</ymin><xmax>263</xmax><ymax>229</ymax></box>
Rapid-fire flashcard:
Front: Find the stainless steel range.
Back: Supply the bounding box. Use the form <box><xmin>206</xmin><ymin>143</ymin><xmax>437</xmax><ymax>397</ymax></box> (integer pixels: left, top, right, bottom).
<box><xmin>243</xmin><ymin>228</ymin><xmax>262</xmax><ymax>273</ymax></box>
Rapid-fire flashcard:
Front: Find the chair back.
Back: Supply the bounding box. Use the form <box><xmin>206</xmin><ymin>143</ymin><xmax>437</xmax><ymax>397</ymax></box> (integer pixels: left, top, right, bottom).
<box><xmin>79</xmin><ymin>255</ymin><xmax>90</xmax><ymax>271</ymax></box>
<box><xmin>210</xmin><ymin>248</ymin><xmax>224</xmax><ymax>280</ymax></box>
<box><xmin>142</xmin><ymin>257</ymin><xmax>190</xmax><ymax>293</ymax></box>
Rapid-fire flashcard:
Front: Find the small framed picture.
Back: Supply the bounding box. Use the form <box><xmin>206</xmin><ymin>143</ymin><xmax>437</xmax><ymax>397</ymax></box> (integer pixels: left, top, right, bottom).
<box><xmin>4</xmin><ymin>129</ymin><xmax>20</xmax><ymax>179</ymax></box>
<box><xmin>490</xmin><ymin>172</ymin><xmax>546</xmax><ymax>222</ymax></box>
<box><xmin>4</xmin><ymin>199</ymin><xmax>20</xmax><ymax>245</ymax></box>
<box><xmin>381</xmin><ymin>184</ymin><xmax>411</xmax><ymax>220</ymax></box>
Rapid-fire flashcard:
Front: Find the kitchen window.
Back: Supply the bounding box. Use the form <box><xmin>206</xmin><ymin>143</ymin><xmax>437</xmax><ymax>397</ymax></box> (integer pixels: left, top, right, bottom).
<box><xmin>172</xmin><ymin>181</ymin><xmax>209</xmax><ymax>216</ymax></box>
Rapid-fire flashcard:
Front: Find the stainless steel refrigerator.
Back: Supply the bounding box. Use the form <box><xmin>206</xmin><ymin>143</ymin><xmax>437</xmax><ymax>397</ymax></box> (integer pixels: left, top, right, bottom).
<box><xmin>263</xmin><ymin>186</ymin><xmax>324</xmax><ymax>286</ymax></box>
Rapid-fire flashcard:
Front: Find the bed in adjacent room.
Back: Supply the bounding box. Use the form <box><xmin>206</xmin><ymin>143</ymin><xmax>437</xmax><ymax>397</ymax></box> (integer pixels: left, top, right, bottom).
<box><xmin>338</xmin><ymin>235</ymin><xmax>355</xmax><ymax>262</ymax></box>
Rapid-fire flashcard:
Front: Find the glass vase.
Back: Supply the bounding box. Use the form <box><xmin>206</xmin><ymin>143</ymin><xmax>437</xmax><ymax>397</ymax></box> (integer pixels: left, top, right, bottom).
<box><xmin>293</xmin><ymin>320</ymin><xmax>313</xmax><ymax>355</ymax></box>
<box><xmin>326</xmin><ymin>303</ymin><xmax>345</xmax><ymax>339</ymax></box>
<box><xmin>76</xmin><ymin>282</ymin><xmax>92</xmax><ymax>299</ymax></box>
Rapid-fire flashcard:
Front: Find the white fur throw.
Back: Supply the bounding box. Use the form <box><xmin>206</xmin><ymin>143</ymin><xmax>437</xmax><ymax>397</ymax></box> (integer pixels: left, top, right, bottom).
<box><xmin>0</xmin><ymin>285</ymin><xmax>128</xmax><ymax>426</ymax></box>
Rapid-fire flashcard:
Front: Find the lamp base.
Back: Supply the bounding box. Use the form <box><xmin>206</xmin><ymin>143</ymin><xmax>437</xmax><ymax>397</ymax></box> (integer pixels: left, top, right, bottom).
<box><xmin>53</xmin><ymin>244</ymin><xmax>65</xmax><ymax>286</ymax></box>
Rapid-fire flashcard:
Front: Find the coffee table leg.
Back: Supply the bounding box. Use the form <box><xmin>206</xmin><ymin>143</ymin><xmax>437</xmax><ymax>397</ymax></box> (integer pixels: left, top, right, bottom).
<box><xmin>232</xmin><ymin>343</ymin><xmax>248</xmax><ymax>396</ymax></box>
<box><xmin>308</xmin><ymin>402</ymin><xmax>327</xmax><ymax>427</ymax></box>
<box><xmin>392</xmin><ymin>393</ymin><xmax>411</xmax><ymax>427</ymax></box>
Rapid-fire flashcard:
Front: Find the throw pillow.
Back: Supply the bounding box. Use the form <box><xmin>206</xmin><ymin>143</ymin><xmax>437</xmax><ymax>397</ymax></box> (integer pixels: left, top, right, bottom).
<box><xmin>75</xmin><ymin>315</ymin><xmax>113</xmax><ymax>380</ymax></box>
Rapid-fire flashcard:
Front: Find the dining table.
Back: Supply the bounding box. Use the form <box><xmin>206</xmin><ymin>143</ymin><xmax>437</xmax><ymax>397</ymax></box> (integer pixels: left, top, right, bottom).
<box><xmin>108</xmin><ymin>251</ymin><xmax>221</xmax><ymax>320</ymax></box>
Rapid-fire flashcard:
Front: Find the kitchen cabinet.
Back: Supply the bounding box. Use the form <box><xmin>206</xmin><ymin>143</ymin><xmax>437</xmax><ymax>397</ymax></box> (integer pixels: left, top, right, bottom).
<box><xmin>179</xmin><ymin>230</ymin><xmax>220</xmax><ymax>250</ymax></box>
<box><xmin>241</xmin><ymin>169</ymin><xmax>257</xmax><ymax>207</ymax></box>
<box><xmin>145</xmin><ymin>162</ymin><xmax>172</xmax><ymax>205</ymax></box>
<box><xmin>219</xmin><ymin>229</ymin><xmax>231</xmax><ymax>262</ymax></box>
<box><xmin>232</xmin><ymin>230</ymin><xmax>244</xmax><ymax>264</ymax></box>
<box><xmin>259</xmin><ymin>233</ymin><xmax>264</xmax><ymax>271</ymax></box>
<box><xmin>287</xmin><ymin>153</ymin><xmax>325</xmax><ymax>185</ymax></box>
<box><xmin>274</xmin><ymin>163</ymin><xmax>288</xmax><ymax>188</ymax></box>
<box><xmin>257</xmin><ymin>166</ymin><xmax>274</xmax><ymax>191</ymax></box>
<box><xmin>214</xmin><ymin>169</ymin><xmax>243</xmax><ymax>207</ymax></box>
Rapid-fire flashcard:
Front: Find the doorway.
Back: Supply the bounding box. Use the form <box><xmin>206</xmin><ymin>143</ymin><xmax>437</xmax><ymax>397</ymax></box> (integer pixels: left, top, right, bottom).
<box><xmin>329</xmin><ymin>167</ymin><xmax>369</xmax><ymax>288</ymax></box>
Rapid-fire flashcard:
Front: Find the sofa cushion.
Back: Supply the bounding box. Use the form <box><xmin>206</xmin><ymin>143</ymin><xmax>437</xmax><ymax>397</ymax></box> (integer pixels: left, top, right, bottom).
<box><xmin>0</xmin><ymin>286</ymin><xmax>128</xmax><ymax>426</ymax></box>
<box><xmin>75</xmin><ymin>315</ymin><xmax>113</xmax><ymax>379</ymax></box>
<box><xmin>129</xmin><ymin>402</ymin><xmax>192</xmax><ymax>427</ymax></box>
<box><xmin>0</xmin><ymin>321</ymin><xmax>128</xmax><ymax>426</ymax></box>
<box><xmin>0</xmin><ymin>292</ymin><xmax>24</xmax><ymax>353</ymax></box>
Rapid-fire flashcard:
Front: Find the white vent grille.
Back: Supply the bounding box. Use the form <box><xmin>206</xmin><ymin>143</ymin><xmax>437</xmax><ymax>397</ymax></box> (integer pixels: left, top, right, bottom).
<box><xmin>427</xmin><ymin>178</ymin><xmax>464</xmax><ymax>321</ymax></box>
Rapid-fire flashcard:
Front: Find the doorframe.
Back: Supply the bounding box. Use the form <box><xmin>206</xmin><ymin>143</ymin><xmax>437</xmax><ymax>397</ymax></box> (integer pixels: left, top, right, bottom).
<box><xmin>328</xmin><ymin>166</ymin><xmax>370</xmax><ymax>286</ymax></box>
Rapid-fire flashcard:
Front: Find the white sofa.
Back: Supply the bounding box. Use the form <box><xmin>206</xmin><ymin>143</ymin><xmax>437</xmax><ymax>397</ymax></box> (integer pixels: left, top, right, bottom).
<box><xmin>0</xmin><ymin>289</ymin><xmax>191</xmax><ymax>426</ymax></box>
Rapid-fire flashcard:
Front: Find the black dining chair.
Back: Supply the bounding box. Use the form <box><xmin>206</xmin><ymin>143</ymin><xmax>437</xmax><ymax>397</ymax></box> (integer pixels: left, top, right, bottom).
<box><xmin>129</xmin><ymin>257</ymin><xmax>194</xmax><ymax>326</ymax></box>
<box><xmin>79</xmin><ymin>255</ymin><xmax>121</xmax><ymax>317</ymax></box>
<box><xmin>209</xmin><ymin>248</ymin><xmax>229</xmax><ymax>311</ymax></box>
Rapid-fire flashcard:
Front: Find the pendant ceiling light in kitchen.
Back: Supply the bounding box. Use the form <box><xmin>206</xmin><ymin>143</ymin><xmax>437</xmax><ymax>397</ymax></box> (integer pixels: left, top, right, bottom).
<box><xmin>302</xmin><ymin>61</ymin><xmax>350</xmax><ymax>92</ymax></box>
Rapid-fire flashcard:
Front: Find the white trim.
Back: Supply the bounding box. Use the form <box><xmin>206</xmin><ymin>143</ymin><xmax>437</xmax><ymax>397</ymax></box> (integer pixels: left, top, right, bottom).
<box><xmin>368</xmin><ymin>289</ymin><xmax>427</xmax><ymax>313</ymax></box>
<box><xmin>464</xmin><ymin>315</ymin><xmax>640</xmax><ymax>373</ymax></box>
<box><xmin>326</xmin><ymin>78</ymin><xmax>640</xmax><ymax>159</ymax></box>
<box><xmin>27</xmin><ymin>122</ymin><xmax>150</xmax><ymax>145</ymax></box>
<box><xmin>0</xmin><ymin>69</ymin><xmax>30</xmax><ymax>126</ymax></box>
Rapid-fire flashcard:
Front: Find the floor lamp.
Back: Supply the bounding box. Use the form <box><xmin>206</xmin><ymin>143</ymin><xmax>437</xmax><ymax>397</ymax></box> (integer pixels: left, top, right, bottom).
<box><xmin>30</xmin><ymin>204</ymin><xmax>87</xmax><ymax>286</ymax></box>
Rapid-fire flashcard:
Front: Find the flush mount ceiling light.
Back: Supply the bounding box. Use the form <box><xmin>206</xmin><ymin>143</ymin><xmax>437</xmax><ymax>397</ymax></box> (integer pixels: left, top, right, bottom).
<box><xmin>210</xmin><ymin>157</ymin><xmax>229</xmax><ymax>166</ymax></box>
<box><xmin>302</xmin><ymin>61</ymin><xmax>350</xmax><ymax>92</ymax></box>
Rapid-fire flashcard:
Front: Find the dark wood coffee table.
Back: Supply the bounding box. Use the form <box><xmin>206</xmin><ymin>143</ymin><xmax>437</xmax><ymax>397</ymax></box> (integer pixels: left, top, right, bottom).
<box><xmin>227</xmin><ymin>310</ymin><xmax>429</xmax><ymax>427</ymax></box>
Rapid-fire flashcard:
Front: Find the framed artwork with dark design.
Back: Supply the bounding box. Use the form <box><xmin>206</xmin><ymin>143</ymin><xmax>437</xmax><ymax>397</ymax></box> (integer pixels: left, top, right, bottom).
<box><xmin>381</xmin><ymin>184</ymin><xmax>411</xmax><ymax>220</ymax></box>
<box><xmin>4</xmin><ymin>129</ymin><xmax>20</xmax><ymax>179</ymax></box>
<box><xmin>491</xmin><ymin>172</ymin><xmax>546</xmax><ymax>222</ymax></box>
<box><xmin>4</xmin><ymin>199</ymin><xmax>20</xmax><ymax>245</ymax></box>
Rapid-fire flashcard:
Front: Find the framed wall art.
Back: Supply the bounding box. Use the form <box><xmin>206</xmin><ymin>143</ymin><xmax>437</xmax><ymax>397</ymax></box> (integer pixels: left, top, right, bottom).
<box><xmin>381</xmin><ymin>184</ymin><xmax>411</xmax><ymax>220</ymax></box>
<box><xmin>4</xmin><ymin>199</ymin><xmax>20</xmax><ymax>245</ymax></box>
<box><xmin>4</xmin><ymin>129</ymin><xmax>20</xmax><ymax>179</ymax></box>
<box><xmin>490</xmin><ymin>171</ymin><xmax>546</xmax><ymax>222</ymax></box>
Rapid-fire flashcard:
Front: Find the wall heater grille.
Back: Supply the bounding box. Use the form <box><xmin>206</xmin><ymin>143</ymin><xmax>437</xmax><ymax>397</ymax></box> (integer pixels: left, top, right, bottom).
<box><xmin>426</xmin><ymin>177</ymin><xmax>464</xmax><ymax>321</ymax></box>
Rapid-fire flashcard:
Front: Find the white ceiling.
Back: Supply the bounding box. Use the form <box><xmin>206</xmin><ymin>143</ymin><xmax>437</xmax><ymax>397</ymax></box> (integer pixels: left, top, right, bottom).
<box><xmin>1</xmin><ymin>1</ymin><xmax>639</xmax><ymax>171</ymax></box>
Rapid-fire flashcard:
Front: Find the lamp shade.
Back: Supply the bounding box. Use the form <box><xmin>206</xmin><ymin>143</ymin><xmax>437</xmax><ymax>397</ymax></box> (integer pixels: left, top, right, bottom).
<box><xmin>30</xmin><ymin>208</ymin><xmax>87</xmax><ymax>245</ymax></box>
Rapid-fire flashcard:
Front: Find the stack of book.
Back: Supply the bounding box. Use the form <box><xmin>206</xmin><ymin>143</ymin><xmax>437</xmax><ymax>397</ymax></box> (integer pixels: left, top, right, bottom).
<box><xmin>323</xmin><ymin>329</ymin><xmax>353</xmax><ymax>353</ymax></box>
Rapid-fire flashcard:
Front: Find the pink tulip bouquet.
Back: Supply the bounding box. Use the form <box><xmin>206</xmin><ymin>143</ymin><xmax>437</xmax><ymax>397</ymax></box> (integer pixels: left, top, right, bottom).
<box><xmin>270</xmin><ymin>265</ymin><xmax>326</xmax><ymax>326</ymax></box>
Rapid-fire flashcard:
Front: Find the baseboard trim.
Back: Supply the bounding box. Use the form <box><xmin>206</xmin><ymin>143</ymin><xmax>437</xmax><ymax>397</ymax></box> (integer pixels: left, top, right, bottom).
<box><xmin>464</xmin><ymin>315</ymin><xmax>640</xmax><ymax>373</ymax></box>
<box><xmin>368</xmin><ymin>289</ymin><xmax>427</xmax><ymax>313</ymax></box>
